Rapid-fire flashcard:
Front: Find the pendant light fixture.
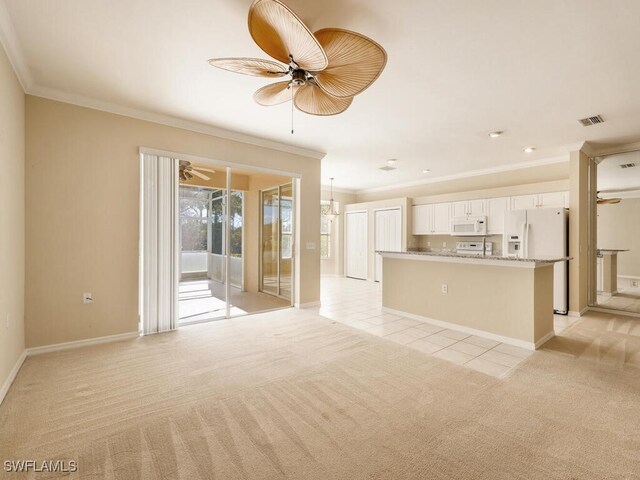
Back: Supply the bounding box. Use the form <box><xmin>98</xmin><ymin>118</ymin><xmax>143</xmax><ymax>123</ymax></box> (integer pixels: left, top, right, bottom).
<box><xmin>322</xmin><ymin>177</ymin><xmax>339</xmax><ymax>222</ymax></box>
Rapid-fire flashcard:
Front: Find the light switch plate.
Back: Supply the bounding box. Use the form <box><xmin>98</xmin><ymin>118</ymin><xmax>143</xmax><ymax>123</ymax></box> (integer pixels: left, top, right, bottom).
<box><xmin>306</xmin><ymin>242</ymin><xmax>316</xmax><ymax>250</ymax></box>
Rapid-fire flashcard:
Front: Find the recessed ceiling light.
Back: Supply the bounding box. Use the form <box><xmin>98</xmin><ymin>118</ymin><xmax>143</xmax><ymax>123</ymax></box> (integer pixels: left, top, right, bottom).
<box><xmin>387</xmin><ymin>158</ymin><xmax>397</xmax><ymax>165</ymax></box>
<box><xmin>523</xmin><ymin>146</ymin><xmax>536</xmax><ymax>153</ymax></box>
<box><xmin>422</xmin><ymin>169</ymin><xmax>431</xmax><ymax>174</ymax></box>
<box><xmin>488</xmin><ymin>131</ymin><xmax>503</xmax><ymax>138</ymax></box>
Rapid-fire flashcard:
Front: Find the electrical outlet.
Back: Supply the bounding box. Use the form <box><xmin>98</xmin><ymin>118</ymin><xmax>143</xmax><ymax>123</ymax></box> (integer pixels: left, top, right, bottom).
<box><xmin>427</xmin><ymin>241</ymin><xmax>431</xmax><ymax>247</ymax></box>
<box><xmin>633</xmin><ymin>280</ymin><xmax>639</xmax><ymax>288</ymax></box>
<box><xmin>442</xmin><ymin>242</ymin><xmax>447</xmax><ymax>247</ymax></box>
<box><xmin>441</xmin><ymin>284</ymin><xmax>448</xmax><ymax>294</ymax></box>
<box><xmin>83</xmin><ymin>292</ymin><xmax>94</xmax><ymax>304</ymax></box>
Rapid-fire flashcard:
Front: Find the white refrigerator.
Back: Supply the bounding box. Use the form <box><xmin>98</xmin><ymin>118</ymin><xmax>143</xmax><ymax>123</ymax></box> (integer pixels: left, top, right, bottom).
<box><xmin>503</xmin><ymin>208</ymin><xmax>569</xmax><ymax>314</ymax></box>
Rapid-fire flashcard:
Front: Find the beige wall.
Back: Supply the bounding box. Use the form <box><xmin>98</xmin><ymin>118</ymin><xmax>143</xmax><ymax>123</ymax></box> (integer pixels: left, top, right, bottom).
<box><xmin>382</xmin><ymin>257</ymin><xmax>554</xmax><ymax>345</ymax></box>
<box><xmin>0</xmin><ymin>44</ymin><xmax>25</xmax><ymax>391</ymax></box>
<box><xmin>355</xmin><ymin>162</ymin><xmax>570</xmax><ymax>203</ymax></box>
<box><xmin>598</xmin><ymin>198</ymin><xmax>640</xmax><ymax>278</ymax></box>
<box><xmin>25</xmin><ymin>96</ymin><xmax>321</xmax><ymax>348</ymax></box>
<box><xmin>345</xmin><ymin>198</ymin><xmax>413</xmax><ymax>281</ymax></box>
<box><xmin>321</xmin><ymin>189</ymin><xmax>357</xmax><ymax>276</ymax></box>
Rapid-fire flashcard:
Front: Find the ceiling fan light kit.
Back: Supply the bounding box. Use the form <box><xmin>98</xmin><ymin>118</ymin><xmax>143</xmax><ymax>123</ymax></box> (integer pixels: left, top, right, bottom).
<box><xmin>208</xmin><ymin>0</ymin><xmax>387</xmax><ymax>119</ymax></box>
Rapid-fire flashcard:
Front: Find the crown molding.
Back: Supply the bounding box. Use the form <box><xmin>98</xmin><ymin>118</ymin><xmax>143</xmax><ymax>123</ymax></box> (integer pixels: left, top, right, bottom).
<box><xmin>321</xmin><ymin>185</ymin><xmax>357</xmax><ymax>195</ymax></box>
<box><xmin>356</xmin><ymin>154</ymin><xmax>570</xmax><ymax>195</ymax></box>
<box><xmin>591</xmin><ymin>141</ymin><xmax>640</xmax><ymax>158</ymax></box>
<box><xmin>29</xmin><ymin>85</ymin><xmax>326</xmax><ymax>160</ymax></box>
<box><xmin>0</xmin><ymin>0</ymin><xmax>32</xmax><ymax>90</ymax></box>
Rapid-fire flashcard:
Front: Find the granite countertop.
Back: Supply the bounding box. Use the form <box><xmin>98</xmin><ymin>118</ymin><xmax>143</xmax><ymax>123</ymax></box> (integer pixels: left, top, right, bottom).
<box><xmin>597</xmin><ymin>248</ymin><xmax>629</xmax><ymax>253</ymax></box>
<box><xmin>377</xmin><ymin>250</ymin><xmax>570</xmax><ymax>264</ymax></box>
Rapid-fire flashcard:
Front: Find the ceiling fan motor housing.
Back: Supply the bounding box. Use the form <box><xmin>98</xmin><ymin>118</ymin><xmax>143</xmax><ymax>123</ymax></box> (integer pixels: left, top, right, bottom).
<box><xmin>291</xmin><ymin>69</ymin><xmax>306</xmax><ymax>86</ymax></box>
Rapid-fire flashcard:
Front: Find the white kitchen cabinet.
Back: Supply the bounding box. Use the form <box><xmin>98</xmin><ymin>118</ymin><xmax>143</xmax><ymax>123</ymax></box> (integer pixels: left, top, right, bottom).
<box><xmin>412</xmin><ymin>203</ymin><xmax>450</xmax><ymax>234</ymax></box>
<box><xmin>468</xmin><ymin>199</ymin><xmax>486</xmax><ymax>216</ymax></box>
<box><xmin>451</xmin><ymin>199</ymin><xmax>486</xmax><ymax>218</ymax></box>
<box><xmin>539</xmin><ymin>191</ymin><xmax>569</xmax><ymax>208</ymax></box>
<box><xmin>451</xmin><ymin>201</ymin><xmax>468</xmax><ymax>218</ymax></box>
<box><xmin>432</xmin><ymin>203</ymin><xmax>451</xmax><ymax>234</ymax></box>
<box><xmin>511</xmin><ymin>194</ymin><xmax>539</xmax><ymax>210</ymax></box>
<box><xmin>412</xmin><ymin>204</ymin><xmax>432</xmax><ymax>234</ymax></box>
<box><xmin>486</xmin><ymin>197</ymin><xmax>510</xmax><ymax>234</ymax></box>
<box><xmin>511</xmin><ymin>192</ymin><xmax>569</xmax><ymax>210</ymax></box>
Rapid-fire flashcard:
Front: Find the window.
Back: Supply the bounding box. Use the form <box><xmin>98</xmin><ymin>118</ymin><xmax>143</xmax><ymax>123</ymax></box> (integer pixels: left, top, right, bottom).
<box><xmin>320</xmin><ymin>201</ymin><xmax>333</xmax><ymax>260</ymax></box>
<box><xmin>179</xmin><ymin>187</ymin><xmax>210</xmax><ymax>251</ymax></box>
<box><xmin>210</xmin><ymin>192</ymin><xmax>224</xmax><ymax>255</ymax></box>
<box><xmin>281</xmin><ymin>196</ymin><xmax>293</xmax><ymax>259</ymax></box>
<box><xmin>229</xmin><ymin>191</ymin><xmax>243</xmax><ymax>257</ymax></box>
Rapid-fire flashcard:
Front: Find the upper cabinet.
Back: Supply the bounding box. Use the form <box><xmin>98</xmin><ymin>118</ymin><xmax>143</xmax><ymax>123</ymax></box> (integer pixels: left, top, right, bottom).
<box><xmin>486</xmin><ymin>197</ymin><xmax>510</xmax><ymax>234</ymax></box>
<box><xmin>432</xmin><ymin>203</ymin><xmax>451</xmax><ymax>234</ymax></box>
<box><xmin>412</xmin><ymin>191</ymin><xmax>569</xmax><ymax>236</ymax></box>
<box><xmin>412</xmin><ymin>204</ymin><xmax>432</xmax><ymax>235</ymax></box>
<box><xmin>511</xmin><ymin>191</ymin><xmax>569</xmax><ymax>210</ymax></box>
<box><xmin>412</xmin><ymin>203</ymin><xmax>450</xmax><ymax>235</ymax></box>
<box><xmin>510</xmin><ymin>194</ymin><xmax>539</xmax><ymax>210</ymax></box>
<box><xmin>451</xmin><ymin>199</ymin><xmax>486</xmax><ymax>218</ymax></box>
<box><xmin>539</xmin><ymin>191</ymin><xmax>569</xmax><ymax>208</ymax></box>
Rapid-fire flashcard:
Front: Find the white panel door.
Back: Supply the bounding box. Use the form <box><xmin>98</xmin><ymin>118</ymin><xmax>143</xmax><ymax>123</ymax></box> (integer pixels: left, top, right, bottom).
<box><xmin>451</xmin><ymin>201</ymin><xmax>468</xmax><ymax>218</ymax></box>
<box><xmin>374</xmin><ymin>208</ymin><xmax>402</xmax><ymax>282</ymax></box>
<box><xmin>511</xmin><ymin>194</ymin><xmax>538</xmax><ymax>210</ymax></box>
<box><xmin>346</xmin><ymin>211</ymin><xmax>368</xmax><ymax>280</ymax></box>
<box><xmin>412</xmin><ymin>205</ymin><xmax>432</xmax><ymax>234</ymax></box>
<box><xmin>432</xmin><ymin>203</ymin><xmax>451</xmax><ymax>234</ymax></box>
<box><xmin>468</xmin><ymin>199</ymin><xmax>487</xmax><ymax>216</ymax></box>
<box><xmin>486</xmin><ymin>197</ymin><xmax>510</xmax><ymax>234</ymax></box>
<box><xmin>539</xmin><ymin>191</ymin><xmax>568</xmax><ymax>208</ymax></box>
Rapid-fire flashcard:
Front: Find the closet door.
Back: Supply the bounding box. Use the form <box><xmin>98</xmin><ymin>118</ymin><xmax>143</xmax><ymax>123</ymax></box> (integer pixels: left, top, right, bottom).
<box><xmin>374</xmin><ymin>208</ymin><xmax>402</xmax><ymax>282</ymax></box>
<box><xmin>346</xmin><ymin>211</ymin><xmax>368</xmax><ymax>280</ymax></box>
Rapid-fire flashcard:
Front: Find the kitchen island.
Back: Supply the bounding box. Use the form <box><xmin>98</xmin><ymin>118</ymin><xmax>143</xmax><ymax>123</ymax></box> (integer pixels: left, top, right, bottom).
<box><xmin>378</xmin><ymin>251</ymin><xmax>569</xmax><ymax>350</ymax></box>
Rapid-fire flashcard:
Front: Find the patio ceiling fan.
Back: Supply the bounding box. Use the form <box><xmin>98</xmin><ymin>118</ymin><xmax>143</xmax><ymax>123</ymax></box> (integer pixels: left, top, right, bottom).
<box><xmin>179</xmin><ymin>161</ymin><xmax>216</xmax><ymax>182</ymax></box>
<box><xmin>596</xmin><ymin>191</ymin><xmax>622</xmax><ymax>205</ymax></box>
<box><xmin>208</xmin><ymin>0</ymin><xmax>387</xmax><ymax>118</ymax></box>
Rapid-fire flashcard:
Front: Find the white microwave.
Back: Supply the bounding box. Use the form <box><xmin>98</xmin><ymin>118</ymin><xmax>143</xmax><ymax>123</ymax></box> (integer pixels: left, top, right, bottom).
<box><xmin>450</xmin><ymin>216</ymin><xmax>487</xmax><ymax>236</ymax></box>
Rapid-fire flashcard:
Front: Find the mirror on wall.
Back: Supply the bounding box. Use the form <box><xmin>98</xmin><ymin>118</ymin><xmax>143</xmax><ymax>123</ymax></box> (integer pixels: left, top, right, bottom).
<box><xmin>591</xmin><ymin>150</ymin><xmax>640</xmax><ymax>315</ymax></box>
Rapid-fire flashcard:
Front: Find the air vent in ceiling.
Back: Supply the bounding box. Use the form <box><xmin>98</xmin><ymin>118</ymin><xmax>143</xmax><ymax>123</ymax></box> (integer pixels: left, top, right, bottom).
<box><xmin>619</xmin><ymin>163</ymin><xmax>636</xmax><ymax>169</ymax></box>
<box><xmin>379</xmin><ymin>165</ymin><xmax>396</xmax><ymax>171</ymax></box>
<box><xmin>578</xmin><ymin>114</ymin><xmax>604</xmax><ymax>126</ymax></box>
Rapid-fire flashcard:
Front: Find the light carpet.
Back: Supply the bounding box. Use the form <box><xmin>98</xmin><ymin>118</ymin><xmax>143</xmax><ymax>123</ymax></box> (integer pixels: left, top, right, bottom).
<box><xmin>1</xmin><ymin>308</ymin><xmax>640</xmax><ymax>479</ymax></box>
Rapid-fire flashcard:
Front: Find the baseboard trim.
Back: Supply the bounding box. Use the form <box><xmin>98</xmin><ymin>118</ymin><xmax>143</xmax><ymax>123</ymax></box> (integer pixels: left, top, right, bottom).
<box><xmin>0</xmin><ymin>349</ymin><xmax>27</xmax><ymax>406</ymax></box>
<box><xmin>382</xmin><ymin>307</ymin><xmax>552</xmax><ymax>351</ymax></box>
<box><xmin>295</xmin><ymin>301</ymin><xmax>321</xmax><ymax>309</ymax></box>
<box><xmin>535</xmin><ymin>330</ymin><xmax>556</xmax><ymax>349</ymax></box>
<box><xmin>27</xmin><ymin>331</ymin><xmax>140</xmax><ymax>356</ymax></box>
<box><xmin>568</xmin><ymin>307</ymin><xmax>589</xmax><ymax>317</ymax></box>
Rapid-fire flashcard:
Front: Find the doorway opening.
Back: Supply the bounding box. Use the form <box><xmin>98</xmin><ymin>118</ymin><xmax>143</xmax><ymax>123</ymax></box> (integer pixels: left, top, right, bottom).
<box><xmin>260</xmin><ymin>183</ymin><xmax>294</xmax><ymax>301</ymax></box>
<box><xmin>177</xmin><ymin>164</ymin><xmax>294</xmax><ymax>325</ymax></box>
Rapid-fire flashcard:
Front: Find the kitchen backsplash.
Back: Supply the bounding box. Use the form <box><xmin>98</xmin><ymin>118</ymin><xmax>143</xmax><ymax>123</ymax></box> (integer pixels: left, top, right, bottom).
<box><xmin>413</xmin><ymin>234</ymin><xmax>504</xmax><ymax>255</ymax></box>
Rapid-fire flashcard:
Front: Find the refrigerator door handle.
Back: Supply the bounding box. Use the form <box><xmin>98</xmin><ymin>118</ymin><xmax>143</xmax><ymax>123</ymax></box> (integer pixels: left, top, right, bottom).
<box><xmin>524</xmin><ymin>223</ymin><xmax>530</xmax><ymax>259</ymax></box>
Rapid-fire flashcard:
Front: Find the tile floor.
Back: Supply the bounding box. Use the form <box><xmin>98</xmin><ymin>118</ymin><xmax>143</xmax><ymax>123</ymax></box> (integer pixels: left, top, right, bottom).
<box><xmin>319</xmin><ymin>276</ymin><xmax>576</xmax><ymax>378</ymax></box>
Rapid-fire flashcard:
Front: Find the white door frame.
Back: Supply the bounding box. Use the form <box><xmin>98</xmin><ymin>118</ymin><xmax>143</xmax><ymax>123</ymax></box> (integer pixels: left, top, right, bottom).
<box><xmin>344</xmin><ymin>210</ymin><xmax>368</xmax><ymax>280</ymax></box>
<box><xmin>373</xmin><ymin>207</ymin><xmax>402</xmax><ymax>283</ymax></box>
<box><xmin>140</xmin><ymin>147</ymin><xmax>301</xmax><ymax>328</ymax></box>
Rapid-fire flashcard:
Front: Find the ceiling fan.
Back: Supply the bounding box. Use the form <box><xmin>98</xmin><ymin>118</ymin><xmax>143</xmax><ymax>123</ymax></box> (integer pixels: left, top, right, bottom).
<box><xmin>179</xmin><ymin>160</ymin><xmax>216</xmax><ymax>182</ymax></box>
<box><xmin>596</xmin><ymin>192</ymin><xmax>622</xmax><ymax>205</ymax></box>
<box><xmin>208</xmin><ymin>0</ymin><xmax>387</xmax><ymax>118</ymax></box>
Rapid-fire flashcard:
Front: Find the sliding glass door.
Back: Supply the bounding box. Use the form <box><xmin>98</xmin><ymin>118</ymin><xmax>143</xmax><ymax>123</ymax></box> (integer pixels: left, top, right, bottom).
<box><xmin>260</xmin><ymin>183</ymin><xmax>294</xmax><ymax>302</ymax></box>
